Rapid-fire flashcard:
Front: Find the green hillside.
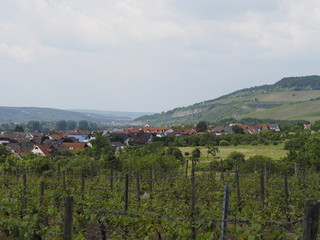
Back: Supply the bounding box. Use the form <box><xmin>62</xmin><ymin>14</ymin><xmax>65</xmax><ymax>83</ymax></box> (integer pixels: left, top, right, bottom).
<box><xmin>136</xmin><ymin>75</ymin><xmax>320</xmax><ymax>125</ymax></box>
<box><xmin>0</xmin><ymin>107</ymin><xmax>146</xmax><ymax>123</ymax></box>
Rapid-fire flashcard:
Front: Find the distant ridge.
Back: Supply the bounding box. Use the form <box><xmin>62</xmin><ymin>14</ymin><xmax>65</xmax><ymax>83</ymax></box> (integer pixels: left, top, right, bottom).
<box><xmin>0</xmin><ymin>106</ymin><xmax>153</xmax><ymax>123</ymax></box>
<box><xmin>136</xmin><ymin>75</ymin><xmax>320</xmax><ymax>125</ymax></box>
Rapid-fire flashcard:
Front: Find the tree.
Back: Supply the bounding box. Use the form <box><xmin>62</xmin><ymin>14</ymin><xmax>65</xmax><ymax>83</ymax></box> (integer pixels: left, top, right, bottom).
<box><xmin>303</xmin><ymin>135</ymin><xmax>320</xmax><ymax>170</ymax></box>
<box><xmin>0</xmin><ymin>145</ymin><xmax>10</xmax><ymax>163</ymax></box>
<box><xmin>78</xmin><ymin>120</ymin><xmax>90</xmax><ymax>130</ymax></box>
<box><xmin>166</xmin><ymin>146</ymin><xmax>185</xmax><ymax>163</ymax></box>
<box><xmin>241</xmin><ymin>155</ymin><xmax>273</xmax><ymax>173</ymax></box>
<box><xmin>55</xmin><ymin>120</ymin><xmax>67</xmax><ymax>131</ymax></box>
<box><xmin>196</xmin><ymin>121</ymin><xmax>208</xmax><ymax>132</ymax></box>
<box><xmin>232</xmin><ymin>125</ymin><xmax>244</xmax><ymax>134</ymax></box>
<box><xmin>67</xmin><ymin>120</ymin><xmax>77</xmax><ymax>130</ymax></box>
<box><xmin>27</xmin><ymin>121</ymin><xmax>42</xmax><ymax>131</ymax></box>
<box><xmin>87</xmin><ymin>133</ymin><xmax>117</xmax><ymax>169</ymax></box>
<box><xmin>192</xmin><ymin>147</ymin><xmax>201</xmax><ymax>159</ymax></box>
<box><xmin>14</xmin><ymin>125</ymin><xmax>24</xmax><ymax>132</ymax></box>
<box><xmin>311</xmin><ymin>120</ymin><xmax>320</xmax><ymax>131</ymax></box>
<box><xmin>207</xmin><ymin>145</ymin><xmax>220</xmax><ymax>160</ymax></box>
<box><xmin>90</xmin><ymin>122</ymin><xmax>98</xmax><ymax>130</ymax></box>
<box><xmin>224</xmin><ymin>151</ymin><xmax>245</xmax><ymax>170</ymax></box>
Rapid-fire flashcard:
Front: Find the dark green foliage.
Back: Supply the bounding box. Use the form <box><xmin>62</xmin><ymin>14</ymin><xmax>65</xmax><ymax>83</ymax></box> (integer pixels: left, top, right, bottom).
<box><xmin>311</xmin><ymin>120</ymin><xmax>320</xmax><ymax>131</ymax></box>
<box><xmin>27</xmin><ymin>121</ymin><xmax>42</xmax><ymax>131</ymax></box>
<box><xmin>284</xmin><ymin>133</ymin><xmax>309</xmax><ymax>150</ymax></box>
<box><xmin>302</xmin><ymin>135</ymin><xmax>320</xmax><ymax>170</ymax></box>
<box><xmin>0</xmin><ymin>145</ymin><xmax>10</xmax><ymax>163</ymax></box>
<box><xmin>66</xmin><ymin>120</ymin><xmax>77</xmax><ymax>130</ymax></box>
<box><xmin>166</xmin><ymin>146</ymin><xmax>185</xmax><ymax>163</ymax></box>
<box><xmin>232</xmin><ymin>125</ymin><xmax>244</xmax><ymax>134</ymax></box>
<box><xmin>78</xmin><ymin>120</ymin><xmax>90</xmax><ymax>130</ymax></box>
<box><xmin>196</xmin><ymin>121</ymin><xmax>208</xmax><ymax>132</ymax></box>
<box><xmin>219</xmin><ymin>140</ymin><xmax>229</xmax><ymax>146</ymax></box>
<box><xmin>275</xmin><ymin>75</ymin><xmax>320</xmax><ymax>89</ymax></box>
<box><xmin>14</xmin><ymin>125</ymin><xmax>24</xmax><ymax>132</ymax></box>
<box><xmin>192</xmin><ymin>147</ymin><xmax>201</xmax><ymax>159</ymax></box>
<box><xmin>224</xmin><ymin>151</ymin><xmax>245</xmax><ymax>170</ymax></box>
<box><xmin>85</xmin><ymin>133</ymin><xmax>117</xmax><ymax>169</ymax></box>
<box><xmin>241</xmin><ymin>155</ymin><xmax>273</xmax><ymax>173</ymax></box>
<box><xmin>55</xmin><ymin>120</ymin><xmax>67</xmax><ymax>131</ymax></box>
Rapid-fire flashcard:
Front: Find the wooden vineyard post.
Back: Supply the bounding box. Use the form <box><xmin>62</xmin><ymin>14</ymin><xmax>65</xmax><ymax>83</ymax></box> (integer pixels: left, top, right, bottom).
<box><xmin>63</xmin><ymin>171</ymin><xmax>66</xmax><ymax>191</ymax></box>
<box><xmin>22</xmin><ymin>172</ymin><xmax>27</xmax><ymax>212</ymax></box>
<box><xmin>284</xmin><ymin>172</ymin><xmax>289</xmax><ymax>213</ymax></box>
<box><xmin>16</xmin><ymin>166</ymin><xmax>19</xmax><ymax>183</ymax></box>
<box><xmin>190</xmin><ymin>159</ymin><xmax>196</xmax><ymax>240</ymax></box>
<box><xmin>221</xmin><ymin>185</ymin><xmax>230</xmax><ymax>240</ymax></box>
<box><xmin>302</xmin><ymin>200</ymin><xmax>320</xmax><ymax>240</ymax></box>
<box><xmin>220</xmin><ymin>159</ymin><xmax>224</xmax><ymax>181</ymax></box>
<box><xmin>110</xmin><ymin>168</ymin><xmax>113</xmax><ymax>191</ymax></box>
<box><xmin>90</xmin><ymin>161</ymin><xmax>94</xmax><ymax>179</ymax></box>
<box><xmin>260</xmin><ymin>172</ymin><xmax>265</xmax><ymax>209</ymax></box>
<box><xmin>136</xmin><ymin>172</ymin><xmax>141</xmax><ymax>203</ymax></box>
<box><xmin>40</xmin><ymin>181</ymin><xmax>45</xmax><ymax>206</ymax></box>
<box><xmin>186</xmin><ymin>159</ymin><xmax>189</xmax><ymax>177</ymax></box>
<box><xmin>235</xmin><ymin>168</ymin><xmax>241</xmax><ymax>212</ymax></box>
<box><xmin>294</xmin><ymin>162</ymin><xmax>298</xmax><ymax>178</ymax></box>
<box><xmin>129</xmin><ymin>160</ymin><xmax>133</xmax><ymax>182</ymax></box>
<box><xmin>63</xmin><ymin>196</ymin><xmax>74</xmax><ymax>240</ymax></box>
<box><xmin>124</xmin><ymin>173</ymin><xmax>129</xmax><ymax>215</ymax></box>
<box><xmin>264</xmin><ymin>163</ymin><xmax>269</xmax><ymax>185</ymax></box>
<box><xmin>149</xmin><ymin>166</ymin><xmax>153</xmax><ymax>192</ymax></box>
<box><xmin>58</xmin><ymin>164</ymin><xmax>61</xmax><ymax>186</ymax></box>
<box><xmin>210</xmin><ymin>162</ymin><xmax>214</xmax><ymax>180</ymax></box>
<box><xmin>154</xmin><ymin>165</ymin><xmax>157</xmax><ymax>182</ymax></box>
<box><xmin>81</xmin><ymin>172</ymin><xmax>85</xmax><ymax>192</ymax></box>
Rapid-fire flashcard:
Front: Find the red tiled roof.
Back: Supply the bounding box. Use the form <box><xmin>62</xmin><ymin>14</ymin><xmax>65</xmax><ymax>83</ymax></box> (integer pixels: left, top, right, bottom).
<box><xmin>62</xmin><ymin>142</ymin><xmax>86</xmax><ymax>151</ymax></box>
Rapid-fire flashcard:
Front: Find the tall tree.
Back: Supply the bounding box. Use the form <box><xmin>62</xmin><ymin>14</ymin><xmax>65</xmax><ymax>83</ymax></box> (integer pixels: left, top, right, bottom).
<box><xmin>196</xmin><ymin>121</ymin><xmax>208</xmax><ymax>132</ymax></box>
<box><xmin>78</xmin><ymin>120</ymin><xmax>90</xmax><ymax>130</ymax></box>
<box><xmin>27</xmin><ymin>121</ymin><xmax>42</xmax><ymax>131</ymax></box>
<box><xmin>14</xmin><ymin>125</ymin><xmax>24</xmax><ymax>132</ymax></box>
<box><xmin>66</xmin><ymin>120</ymin><xmax>77</xmax><ymax>130</ymax></box>
<box><xmin>55</xmin><ymin>120</ymin><xmax>67</xmax><ymax>131</ymax></box>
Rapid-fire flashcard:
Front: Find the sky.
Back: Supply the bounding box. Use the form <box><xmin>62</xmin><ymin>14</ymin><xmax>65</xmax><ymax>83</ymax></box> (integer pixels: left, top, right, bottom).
<box><xmin>1</xmin><ymin>0</ymin><xmax>320</xmax><ymax>113</ymax></box>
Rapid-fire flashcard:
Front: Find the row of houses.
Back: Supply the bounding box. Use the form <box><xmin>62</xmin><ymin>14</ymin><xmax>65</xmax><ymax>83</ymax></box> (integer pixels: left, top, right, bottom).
<box><xmin>0</xmin><ymin>123</ymin><xmax>281</xmax><ymax>157</ymax></box>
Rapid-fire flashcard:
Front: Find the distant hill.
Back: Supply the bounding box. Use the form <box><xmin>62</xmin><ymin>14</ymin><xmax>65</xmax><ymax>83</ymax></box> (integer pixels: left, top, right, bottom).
<box><xmin>70</xmin><ymin>109</ymin><xmax>153</xmax><ymax>120</ymax></box>
<box><xmin>136</xmin><ymin>75</ymin><xmax>320</xmax><ymax>125</ymax></box>
<box><xmin>0</xmin><ymin>106</ymin><xmax>153</xmax><ymax>123</ymax></box>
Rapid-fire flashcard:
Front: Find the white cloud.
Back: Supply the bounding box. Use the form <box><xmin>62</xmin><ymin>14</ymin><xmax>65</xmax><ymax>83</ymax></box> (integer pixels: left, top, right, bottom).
<box><xmin>0</xmin><ymin>43</ymin><xmax>35</xmax><ymax>62</ymax></box>
<box><xmin>0</xmin><ymin>0</ymin><xmax>320</xmax><ymax>111</ymax></box>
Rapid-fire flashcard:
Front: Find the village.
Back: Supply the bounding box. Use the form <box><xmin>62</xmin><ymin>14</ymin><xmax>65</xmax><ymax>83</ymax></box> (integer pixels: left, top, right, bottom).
<box><xmin>0</xmin><ymin>122</ymin><xmax>283</xmax><ymax>158</ymax></box>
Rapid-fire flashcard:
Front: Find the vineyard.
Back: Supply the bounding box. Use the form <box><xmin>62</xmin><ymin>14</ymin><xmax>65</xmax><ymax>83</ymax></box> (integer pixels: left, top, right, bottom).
<box><xmin>1</xmin><ymin>161</ymin><xmax>319</xmax><ymax>240</ymax></box>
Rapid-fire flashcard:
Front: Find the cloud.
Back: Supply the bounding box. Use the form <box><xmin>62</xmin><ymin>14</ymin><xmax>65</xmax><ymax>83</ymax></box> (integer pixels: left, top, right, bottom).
<box><xmin>0</xmin><ymin>43</ymin><xmax>35</xmax><ymax>62</ymax></box>
<box><xmin>0</xmin><ymin>0</ymin><xmax>320</xmax><ymax>112</ymax></box>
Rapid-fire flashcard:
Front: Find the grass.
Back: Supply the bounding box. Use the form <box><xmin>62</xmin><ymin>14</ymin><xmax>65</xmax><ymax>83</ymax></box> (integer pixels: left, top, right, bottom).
<box><xmin>241</xmin><ymin>100</ymin><xmax>320</xmax><ymax>121</ymax></box>
<box><xmin>180</xmin><ymin>143</ymin><xmax>288</xmax><ymax>162</ymax></box>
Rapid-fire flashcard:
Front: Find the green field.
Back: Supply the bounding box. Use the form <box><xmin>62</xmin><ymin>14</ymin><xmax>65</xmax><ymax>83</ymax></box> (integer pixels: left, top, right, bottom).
<box><xmin>241</xmin><ymin>100</ymin><xmax>320</xmax><ymax>122</ymax></box>
<box><xmin>180</xmin><ymin>143</ymin><xmax>288</xmax><ymax>161</ymax></box>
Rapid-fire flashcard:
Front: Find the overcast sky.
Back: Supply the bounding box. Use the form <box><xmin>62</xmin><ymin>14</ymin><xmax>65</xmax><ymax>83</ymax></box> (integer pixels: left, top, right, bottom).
<box><xmin>1</xmin><ymin>0</ymin><xmax>320</xmax><ymax>113</ymax></box>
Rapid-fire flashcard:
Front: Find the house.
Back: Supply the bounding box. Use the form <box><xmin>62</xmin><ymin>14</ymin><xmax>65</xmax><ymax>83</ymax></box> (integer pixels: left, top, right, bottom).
<box><xmin>111</xmin><ymin>142</ymin><xmax>125</xmax><ymax>151</ymax></box>
<box><xmin>267</xmin><ymin>124</ymin><xmax>281</xmax><ymax>132</ymax></box>
<box><xmin>211</xmin><ymin>126</ymin><xmax>234</xmax><ymax>135</ymax></box>
<box><xmin>31</xmin><ymin>144</ymin><xmax>53</xmax><ymax>157</ymax></box>
<box><xmin>62</xmin><ymin>142</ymin><xmax>87</xmax><ymax>152</ymax></box>
<box><xmin>0</xmin><ymin>137</ymin><xmax>10</xmax><ymax>145</ymax></box>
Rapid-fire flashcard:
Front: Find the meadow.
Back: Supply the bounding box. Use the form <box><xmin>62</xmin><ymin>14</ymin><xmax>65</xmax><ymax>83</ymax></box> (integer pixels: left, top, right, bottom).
<box><xmin>179</xmin><ymin>143</ymin><xmax>288</xmax><ymax>161</ymax></box>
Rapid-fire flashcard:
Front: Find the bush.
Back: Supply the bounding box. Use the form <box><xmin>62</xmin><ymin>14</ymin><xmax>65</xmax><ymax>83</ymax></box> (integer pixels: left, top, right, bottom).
<box><xmin>219</xmin><ymin>140</ymin><xmax>229</xmax><ymax>146</ymax></box>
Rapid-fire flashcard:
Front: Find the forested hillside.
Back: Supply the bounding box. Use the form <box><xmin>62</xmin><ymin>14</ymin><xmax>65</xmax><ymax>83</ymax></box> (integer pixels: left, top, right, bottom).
<box><xmin>136</xmin><ymin>76</ymin><xmax>320</xmax><ymax>125</ymax></box>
